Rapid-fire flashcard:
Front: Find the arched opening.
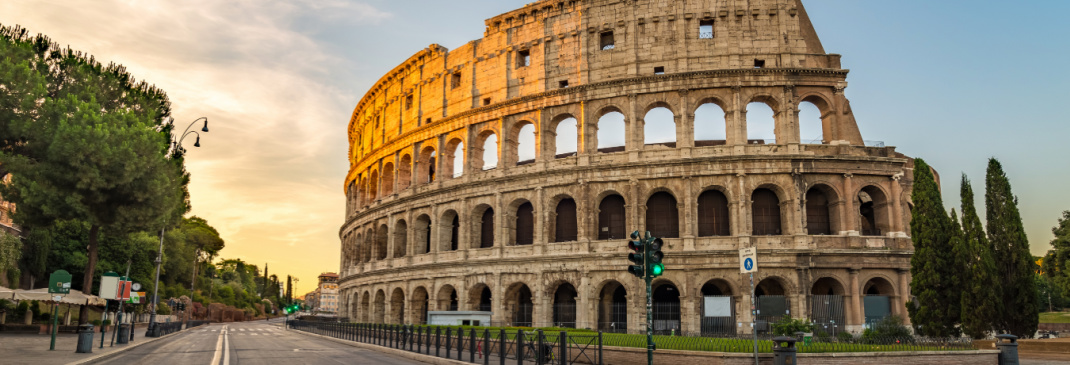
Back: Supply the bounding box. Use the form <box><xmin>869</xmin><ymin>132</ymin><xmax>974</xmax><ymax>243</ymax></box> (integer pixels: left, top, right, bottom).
<box><xmin>418</xmin><ymin>146</ymin><xmax>436</xmax><ymax>184</ymax></box>
<box><xmin>698</xmin><ymin>189</ymin><xmax>730</xmax><ymax>236</ymax></box>
<box><xmin>644</xmin><ymin>106</ymin><xmax>676</xmax><ymax>147</ymax></box>
<box><xmin>375</xmin><ymin>224</ymin><xmax>389</xmax><ymax>260</ymax></box>
<box><xmin>516</xmin><ymin>123</ymin><xmax>536</xmax><ymax>165</ymax></box>
<box><xmin>798</xmin><ymin>100</ymin><xmax>823</xmax><ymax>144</ymax></box>
<box><xmin>755</xmin><ymin>278</ymin><xmax>788</xmax><ymax>334</ymax></box>
<box><xmin>369</xmin><ymin>170</ymin><xmax>379</xmax><ymax>201</ymax></box>
<box><xmin>381</xmin><ymin>162</ymin><xmax>395</xmax><ymax>196</ymax></box>
<box><xmin>555</xmin><ymin>117</ymin><xmax>578</xmax><ymax>158</ymax></box>
<box><xmin>410</xmin><ymin>287</ymin><xmax>429</xmax><ymax>324</ymax></box>
<box><xmin>694</xmin><ymin>102</ymin><xmax>727</xmax><ymax>146</ymax></box>
<box><xmin>598</xmin><ymin>194</ymin><xmax>626</xmax><ymax>240</ymax></box>
<box><xmin>646</xmin><ymin>192</ymin><xmax>679</xmax><ymax>238</ymax></box>
<box><xmin>552</xmin><ymin>282</ymin><xmax>578</xmax><ymax>328</ymax></box>
<box><xmin>858</xmin><ymin>186</ymin><xmax>890</xmax><ymax>236</ymax></box>
<box><xmin>652</xmin><ymin>281</ymin><xmax>681</xmax><ymax>335</ymax></box>
<box><xmin>746</xmin><ymin>102</ymin><xmax>776</xmax><ymax>144</ymax></box>
<box><xmin>478</xmin><ymin>132</ymin><xmax>499</xmax><ymax>170</ymax></box>
<box><xmin>438</xmin><ymin>210</ymin><xmax>460</xmax><ymax>251</ymax></box>
<box><xmin>506</xmin><ymin>284</ymin><xmax>534</xmax><ymax>327</ymax></box>
<box><xmin>415</xmin><ymin>214</ymin><xmax>431</xmax><ymax>254</ymax></box>
<box><xmin>389</xmin><ymin>288</ymin><xmax>405</xmax><ymax>324</ymax></box>
<box><xmin>349</xmin><ymin>292</ymin><xmax>359</xmax><ymax>320</ymax></box>
<box><xmin>362</xmin><ymin>230</ymin><xmax>373</xmax><ymax>263</ymax></box>
<box><xmin>449</xmin><ymin>140</ymin><xmax>465</xmax><ymax>178</ymax></box>
<box><xmin>811</xmin><ymin>277</ymin><xmax>847</xmax><ymax>335</ymax></box>
<box><xmin>477</xmin><ymin>206</ymin><xmax>495</xmax><ymax>248</ymax></box>
<box><xmin>863</xmin><ymin>277</ymin><xmax>896</xmax><ymax>328</ymax></box>
<box><xmin>700</xmin><ymin>279</ymin><xmax>735</xmax><ymax>335</ymax></box>
<box><xmin>515</xmin><ymin>202</ymin><xmax>534</xmax><ymax>245</ymax></box>
<box><xmin>554</xmin><ymin>198</ymin><xmax>578</xmax><ymax>242</ymax></box>
<box><xmin>805</xmin><ymin>187</ymin><xmax>832</xmax><ymax>235</ymax></box>
<box><xmin>598</xmin><ymin>281</ymin><xmax>628</xmax><ymax>333</ymax></box>
<box><xmin>597</xmin><ymin>111</ymin><xmax>626</xmax><ymax>153</ymax></box>
<box><xmin>437</xmin><ymin>285</ymin><xmax>458</xmax><ymax>311</ymax></box>
<box><xmin>398</xmin><ymin>155</ymin><xmax>412</xmax><ymax>190</ymax></box>
<box><xmin>471</xmin><ymin>286</ymin><xmax>492</xmax><ymax>312</ymax></box>
<box><xmin>373</xmin><ymin>290</ymin><xmax>386</xmax><ymax>323</ymax></box>
<box><xmin>393</xmin><ymin>220</ymin><xmax>407</xmax><ymax>258</ymax></box>
<box><xmin>751</xmin><ymin>188</ymin><xmax>782</xmax><ymax>236</ymax></box>
<box><xmin>360</xmin><ymin>293</ymin><xmax>370</xmax><ymax>322</ymax></box>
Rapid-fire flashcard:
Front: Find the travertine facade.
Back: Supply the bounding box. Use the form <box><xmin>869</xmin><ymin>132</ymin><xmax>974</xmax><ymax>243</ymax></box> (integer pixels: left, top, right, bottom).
<box><xmin>339</xmin><ymin>0</ymin><xmax>915</xmax><ymax>335</ymax></box>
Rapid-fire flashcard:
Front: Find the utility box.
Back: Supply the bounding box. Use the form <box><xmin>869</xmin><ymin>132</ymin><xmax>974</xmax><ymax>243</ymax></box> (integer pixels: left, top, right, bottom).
<box><xmin>427</xmin><ymin>311</ymin><xmax>492</xmax><ymax>326</ymax></box>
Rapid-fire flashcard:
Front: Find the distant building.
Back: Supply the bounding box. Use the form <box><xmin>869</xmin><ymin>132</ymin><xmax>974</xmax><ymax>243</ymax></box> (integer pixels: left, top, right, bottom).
<box><xmin>0</xmin><ymin>169</ymin><xmax>19</xmax><ymax>236</ymax></box>
<box><xmin>309</xmin><ymin>272</ymin><xmax>340</xmax><ymax>315</ymax></box>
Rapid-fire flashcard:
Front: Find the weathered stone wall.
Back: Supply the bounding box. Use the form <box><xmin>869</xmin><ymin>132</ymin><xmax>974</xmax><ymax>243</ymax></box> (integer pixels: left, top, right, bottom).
<box><xmin>338</xmin><ymin>0</ymin><xmax>915</xmax><ymax>335</ymax></box>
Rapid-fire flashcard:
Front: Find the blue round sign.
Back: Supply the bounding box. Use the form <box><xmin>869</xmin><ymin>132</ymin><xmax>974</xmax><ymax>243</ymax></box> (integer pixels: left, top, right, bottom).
<box><xmin>744</xmin><ymin>258</ymin><xmax>754</xmax><ymax>271</ymax></box>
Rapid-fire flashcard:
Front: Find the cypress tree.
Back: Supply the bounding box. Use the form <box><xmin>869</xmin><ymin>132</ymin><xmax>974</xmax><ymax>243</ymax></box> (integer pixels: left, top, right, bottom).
<box><xmin>959</xmin><ymin>174</ymin><xmax>1001</xmax><ymax>338</ymax></box>
<box><xmin>947</xmin><ymin>209</ymin><xmax>964</xmax><ymax>337</ymax></box>
<box><xmin>907</xmin><ymin>158</ymin><xmax>957</xmax><ymax>336</ymax></box>
<box><xmin>985</xmin><ymin>158</ymin><xmax>1039</xmax><ymax>337</ymax></box>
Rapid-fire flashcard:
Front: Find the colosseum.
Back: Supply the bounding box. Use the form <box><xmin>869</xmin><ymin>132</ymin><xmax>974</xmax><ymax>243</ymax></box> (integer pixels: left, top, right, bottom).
<box><xmin>339</xmin><ymin>0</ymin><xmax>916</xmax><ymax>336</ymax></box>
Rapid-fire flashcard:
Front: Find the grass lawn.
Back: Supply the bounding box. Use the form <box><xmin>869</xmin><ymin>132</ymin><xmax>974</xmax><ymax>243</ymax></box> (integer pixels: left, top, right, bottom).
<box><xmin>1040</xmin><ymin>312</ymin><xmax>1070</xmax><ymax>323</ymax></box>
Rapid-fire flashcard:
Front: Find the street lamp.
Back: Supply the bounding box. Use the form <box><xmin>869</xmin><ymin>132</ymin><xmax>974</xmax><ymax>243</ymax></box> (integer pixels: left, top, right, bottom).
<box><xmin>147</xmin><ymin>117</ymin><xmax>208</xmax><ymax>337</ymax></box>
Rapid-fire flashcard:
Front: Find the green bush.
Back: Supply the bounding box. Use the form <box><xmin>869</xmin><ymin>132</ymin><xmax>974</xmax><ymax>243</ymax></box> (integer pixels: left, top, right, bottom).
<box><xmin>861</xmin><ymin>316</ymin><xmax>913</xmax><ymax>342</ymax></box>
<box><xmin>156</xmin><ymin>303</ymin><xmax>172</xmax><ymax>315</ymax></box>
<box><xmin>770</xmin><ymin>316</ymin><xmax>813</xmax><ymax>336</ymax></box>
<box><xmin>101</xmin><ymin>319</ymin><xmax>111</xmax><ymax>326</ymax></box>
<box><xmin>836</xmin><ymin>331</ymin><xmax>854</xmax><ymax>342</ymax></box>
<box><xmin>91</xmin><ymin>319</ymin><xmax>102</xmax><ymax>326</ymax></box>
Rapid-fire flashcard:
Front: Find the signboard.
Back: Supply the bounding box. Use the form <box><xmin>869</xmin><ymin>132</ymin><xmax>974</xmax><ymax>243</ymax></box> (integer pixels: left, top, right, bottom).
<box><xmin>739</xmin><ymin>247</ymin><xmax>757</xmax><ymax>274</ymax></box>
<box><xmin>117</xmin><ymin>277</ymin><xmax>132</xmax><ymax>300</ymax></box>
<box><xmin>48</xmin><ymin>270</ymin><xmax>72</xmax><ymax>294</ymax></box>
<box><xmin>99</xmin><ymin>272</ymin><xmax>120</xmax><ymax>299</ymax></box>
<box><xmin>126</xmin><ymin>291</ymin><xmax>141</xmax><ymax>304</ymax></box>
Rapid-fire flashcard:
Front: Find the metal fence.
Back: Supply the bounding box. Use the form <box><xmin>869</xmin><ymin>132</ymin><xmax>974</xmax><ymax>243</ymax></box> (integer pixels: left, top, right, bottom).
<box><xmin>287</xmin><ymin>320</ymin><xmax>603</xmax><ymax>365</ymax></box>
<box><xmin>186</xmin><ymin>320</ymin><xmax>210</xmax><ymax>329</ymax></box>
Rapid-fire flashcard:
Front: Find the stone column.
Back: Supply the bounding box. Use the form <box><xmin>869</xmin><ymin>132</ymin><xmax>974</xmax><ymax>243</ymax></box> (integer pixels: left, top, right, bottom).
<box><xmin>578</xmin><ymin>275</ymin><xmax>591</xmax><ymax>329</ymax></box>
<box><xmin>848</xmin><ymin>268</ymin><xmax>862</xmax><ymax>333</ymax></box>
<box><xmin>889</xmin><ymin>174</ymin><xmax>905</xmax><ymax>236</ymax></box>
<box><xmin>842</xmin><ymin>174</ymin><xmax>857</xmax><ymax>235</ymax></box>
<box><xmin>728</xmin><ymin>87</ymin><xmax>746</xmax><ymax>145</ymax></box>
<box><xmin>678</xmin><ymin>90</ymin><xmax>694</xmax><ymax>148</ymax></box>
<box><xmin>897</xmin><ymin>269</ymin><xmax>911</xmax><ymax>324</ymax></box>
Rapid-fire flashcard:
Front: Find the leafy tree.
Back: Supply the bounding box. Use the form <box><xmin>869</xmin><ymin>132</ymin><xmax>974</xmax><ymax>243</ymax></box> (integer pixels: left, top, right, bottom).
<box><xmin>0</xmin><ymin>25</ymin><xmax>187</xmax><ymax>324</ymax></box>
<box><xmin>17</xmin><ymin>227</ymin><xmax>51</xmax><ymax>283</ymax></box>
<box><xmin>1043</xmin><ymin>211</ymin><xmax>1070</xmax><ymax>310</ymax></box>
<box><xmin>0</xmin><ymin>230</ymin><xmax>20</xmax><ymax>286</ymax></box>
<box><xmin>906</xmin><ymin>158</ymin><xmax>958</xmax><ymax>337</ymax></box>
<box><xmin>986</xmin><ymin>158</ymin><xmax>1039</xmax><ymax>337</ymax></box>
<box><xmin>958</xmin><ymin>174</ymin><xmax>1001</xmax><ymax>338</ymax></box>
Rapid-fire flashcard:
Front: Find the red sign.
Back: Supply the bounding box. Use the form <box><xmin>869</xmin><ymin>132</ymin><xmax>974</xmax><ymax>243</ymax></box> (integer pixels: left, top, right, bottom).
<box><xmin>117</xmin><ymin>280</ymin><xmax>132</xmax><ymax>300</ymax></box>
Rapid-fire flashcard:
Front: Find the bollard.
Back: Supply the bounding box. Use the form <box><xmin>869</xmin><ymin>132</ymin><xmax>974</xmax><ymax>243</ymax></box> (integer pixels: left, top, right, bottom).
<box><xmin>772</xmin><ymin>336</ymin><xmax>798</xmax><ymax>365</ymax></box>
<box><xmin>75</xmin><ymin>324</ymin><xmax>95</xmax><ymax>353</ymax></box>
<box><xmin>116</xmin><ymin>324</ymin><xmax>130</xmax><ymax>344</ymax></box>
<box><xmin>996</xmin><ymin>334</ymin><xmax>1019</xmax><ymax>365</ymax></box>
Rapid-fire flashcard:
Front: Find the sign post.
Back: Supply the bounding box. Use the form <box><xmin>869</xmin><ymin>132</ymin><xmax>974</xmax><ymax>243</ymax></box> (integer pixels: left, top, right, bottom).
<box><xmin>48</xmin><ymin>270</ymin><xmax>72</xmax><ymax>351</ymax></box>
<box><xmin>739</xmin><ymin>247</ymin><xmax>758</xmax><ymax>365</ymax></box>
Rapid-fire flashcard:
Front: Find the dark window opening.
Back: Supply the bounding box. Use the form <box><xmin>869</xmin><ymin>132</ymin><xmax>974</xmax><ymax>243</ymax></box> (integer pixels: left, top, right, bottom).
<box><xmin>515</xmin><ymin>202</ymin><xmax>534</xmax><ymax>245</ymax></box>
<box><xmin>806</xmin><ymin>189</ymin><xmax>832</xmax><ymax>235</ymax></box>
<box><xmin>450</xmin><ymin>215</ymin><xmax>460</xmax><ymax>250</ymax></box>
<box><xmin>517</xmin><ymin>50</ymin><xmax>531</xmax><ymax>68</ymax></box>
<box><xmin>646</xmin><ymin>192</ymin><xmax>680</xmax><ymax>238</ymax></box>
<box><xmin>699</xmin><ymin>20</ymin><xmax>714</xmax><ymax>39</ymax></box>
<box><xmin>754</xmin><ymin>59</ymin><xmax>766</xmax><ymax>68</ymax></box>
<box><xmin>555</xmin><ymin>198</ymin><xmax>578</xmax><ymax>242</ymax></box>
<box><xmin>559</xmin><ymin>80</ymin><xmax>569</xmax><ymax>88</ymax></box>
<box><xmin>654</xmin><ymin>66</ymin><xmax>665</xmax><ymax>75</ymax></box>
<box><xmin>405</xmin><ymin>95</ymin><xmax>413</xmax><ymax>110</ymax></box>
<box><xmin>448</xmin><ymin>291</ymin><xmax>458</xmax><ymax>311</ymax></box>
<box><xmin>424</xmin><ymin>118</ymin><xmax>431</xmax><ymax>125</ymax></box>
<box><xmin>598</xmin><ymin>195</ymin><xmax>626</xmax><ymax>240</ymax></box>
<box><xmin>479</xmin><ymin>287</ymin><xmax>492</xmax><ymax>312</ymax></box>
<box><xmin>698</xmin><ymin>190</ymin><xmax>730</xmax><ymax>236</ymax></box>
<box><xmin>483</xmin><ymin>97</ymin><xmax>491</xmax><ymax>106</ymax></box>
<box><xmin>480</xmin><ymin>208</ymin><xmax>495</xmax><ymax>248</ymax></box>
<box><xmin>451</xmin><ymin>72</ymin><xmax>462</xmax><ymax>89</ymax></box>
<box><xmin>600</xmin><ymin>31</ymin><xmax>615</xmax><ymax>50</ymax></box>
<box><xmin>752</xmin><ymin>188</ymin><xmax>782</xmax><ymax>235</ymax></box>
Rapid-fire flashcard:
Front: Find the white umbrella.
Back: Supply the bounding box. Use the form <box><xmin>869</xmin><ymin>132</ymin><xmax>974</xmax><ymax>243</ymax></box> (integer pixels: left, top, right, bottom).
<box><xmin>0</xmin><ymin>286</ymin><xmax>14</xmax><ymax>301</ymax></box>
<box><xmin>13</xmin><ymin>288</ymin><xmax>53</xmax><ymax>301</ymax></box>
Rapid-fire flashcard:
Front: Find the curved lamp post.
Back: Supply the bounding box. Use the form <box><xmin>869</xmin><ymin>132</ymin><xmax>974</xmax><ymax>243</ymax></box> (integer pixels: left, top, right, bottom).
<box><xmin>147</xmin><ymin>117</ymin><xmax>208</xmax><ymax>337</ymax></box>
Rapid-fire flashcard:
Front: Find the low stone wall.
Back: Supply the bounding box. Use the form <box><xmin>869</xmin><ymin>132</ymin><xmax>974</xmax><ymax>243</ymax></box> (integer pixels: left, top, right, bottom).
<box><xmin>1039</xmin><ymin>323</ymin><xmax>1070</xmax><ymax>331</ymax></box>
<box><xmin>599</xmin><ymin>345</ymin><xmax>999</xmax><ymax>365</ymax></box>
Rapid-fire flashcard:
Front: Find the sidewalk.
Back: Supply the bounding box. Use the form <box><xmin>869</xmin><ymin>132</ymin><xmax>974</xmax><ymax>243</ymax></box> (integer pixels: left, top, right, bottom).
<box><xmin>0</xmin><ymin>324</ymin><xmax>175</xmax><ymax>365</ymax></box>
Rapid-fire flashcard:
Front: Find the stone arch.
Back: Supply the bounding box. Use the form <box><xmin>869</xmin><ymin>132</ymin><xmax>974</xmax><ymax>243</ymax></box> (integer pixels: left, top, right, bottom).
<box><xmin>438</xmin><ymin>209</ymin><xmax>460</xmax><ymax>251</ymax></box>
<box><xmin>510</xmin><ymin>121</ymin><xmax>537</xmax><ymax>166</ymax></box>
<box><xmin>810</xmin><ymin>276</ymin><xmax>848</xmax><ymax>335</ymax></box>
<box><xmin>373</xmin><ymin>289</ymin><xmax>386</xmax><ymax>323</ymax></box>
<box><xmin>348</xmin><ymin>291</ymin><xmax>359</xmax><ymax>320</ymax></box>
<box><xmin>467</xmin><ymin>283</ymin><xmax>494</xmax><ymax>312</ymax></box>
<box><xmin>398</xmin><ymin>154</ymin><xmax>412</xmax><ymax>190</ymax></box>
<box><xmin>746</xmin><ymin>95</ymin><xmax>780</xmax><ymax>144</ymax></box>
<box><xmin>805</xmin><ymin>184</ymin><xmax>838</xmax><ymax>235</ymax></box>
<box><xmin>597</xmin><ymin>193</ymin><xmax>627</xmax><ymax>240</ymax></box>
<box><xmin>551</xmin><ymin>281</ymin><xmax>578</xmax><ymax>328</ymax></box>
<box><xmin>474</xmin><ymin>130</ymin><xmax>499</xmax><ymax>171</ymax></box>
<box><xmin>857</xmin><ymin>185</ymin><xmax>891</xmax><ymax>236</ymax></box>
<box><xmin>693</xmin><ymin>98</ymin><xmax>728</xmax><ymax>146</ymax></box>
<box><xmin>504</xmin><ymin>282</ymin><xmax>534</xmax><ymax>326</ymax></box>
<box><xmin>646</xmin><ymin>190</ymin><xmax>680</xmax><ymax>238</ymax></box>
<box><xmin>862</xmin><ymin>275</ymin><xmax>897</xmax><ymax>296</ymax></box>
<box><xmin>472</xmin><ymin>203</ymin><xmax>495</xmax><ymax>248</ymax></box>
<box><xmin>389</xmin><ymin>287</ymin><xmax>405</xmax><ymax>324</ymax></box>
<box><xmin>550</xmin><ymin>114</ymin><xmax>578</xmax><ymax>158</ymax></box>
<box><xmin>811</xmin><ymin>277</ymin><xmax>846</xmax><ymax>296</ymax></box>
<box><xmin>381</xmin><ymin>162</ymin><xmax>395</xmax><ymax>196</ymax></box>
<box><xmin>393</xmin><ymin>219</ymin><xmax>407</xmax><ymax>258</ymax></box>
<box><xmin>597</xmin><ymin>280</ymin><xmax>628</xmax><ymax>333</ymax></box>
<box><xmin>751</xmin><ymin>187</ymin><xmax>783</xmax><ymax>236</ymax></box>
<box><xmin>417</xmin><ymin>145</ymin><xmax>436</xmax><ymax>184</ymax></box>
<box><xmin>697</xmin><ymin>188</ymin><xmax>730</xmax><ymax>237</ymax></box>
<box><xmin>436</xmin><ymin>284</ymin><xmax>459</xmax><ymax>311</ymax></box>
<box><xmin>362</xmin><ymin>228</ymin><xmax>373</xmax><ymax>262</ymax></box>
<box><xmin>368</xmin><ymin>169</ymin><xmax>379</xmax><ymax>201</ymax></box>
<box><xmin>444</xmin><ymin>138</ymin><xmax>464</xmax><ymax>179</ymax></box>
<box><xmin>643</xmin><ymin>104</ymin><xmax>677</xmax><ymax>146</ymax></box>
<box><xmin>651</xmin><ymin>279</ymin><xmax>681</xmax><ymax>335</ymax></box>
<box><xmin>596</xmin><ymin>106</ymin><xmax>627</xmax><ymax>152</ymax></box>
<box><xmin>551</xmin><ymin>195</ymin><xmax>578</xmax><ymax>243</ymax></box>
<box><xmin>699</xmin><ymin>278</ymin><xmax>736</xmax><ymax>334</ymax></box>
<box><xmin>414</xmin><ymin>214</ymin><xmax>432</xmax><ymax>254</ymax></box>
<box><xmin>410</xmin><ymin>286</ymin><xmax>430</xmax><ymax>324</ymax></box>
<box><xmin>798</xmin><ymin>93</ymin><xmax>833</xmax><ymax>144</ymax></box>
<box><xmin>508</xmin><ymin>198</ymin><xmax>535</xmax><ymax>246</ymax></box>
<box><xmin>360</xmin><ymin>291</ymin><xmax>370</xmax><ymax>322</ymax></box>
<box><xmin>861</xmin><ymin>275</ymin><xmax>897</xmax><ymax>325</ymax></box>
<box><xmin>375</xmin><ymin>223</ymin><xmax>389</xmax><ymax>260</ymax></box>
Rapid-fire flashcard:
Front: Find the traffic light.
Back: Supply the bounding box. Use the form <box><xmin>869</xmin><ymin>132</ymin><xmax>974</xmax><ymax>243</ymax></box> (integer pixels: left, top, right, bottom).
<box><xmin>627</xmin><ymin>231</ymin><xmax>645</xmax><ymax>278</ymax></box>
<box><xmin>648</xmin><ymin>236</ymin><xmax>664</xmax><ymax>277</ymax></box>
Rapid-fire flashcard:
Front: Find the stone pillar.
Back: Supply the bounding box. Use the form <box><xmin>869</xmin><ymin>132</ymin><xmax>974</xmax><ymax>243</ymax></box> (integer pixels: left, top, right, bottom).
<box><xmin>897</xmin><ymin>269</ymin><xmax>911</xmax><ymax>324</ymax></box>
<box><xmin>728</xmin><ymin>87</ymin><xmax>746</xmax><ymax>145</ymax></box>
<box><xmin>534</xmin><ymin>187</ymin><xmax>546</xmax><ymax>245</ymax></box>
<box><xmin>889</xmin><ymin>174</ymin><xmax>905</xmax><ymax>236</ymax></box>
<box><xmin>494</xmin><ymin>192</ymin><xmax>504</xmax><ymax>251</ymax></box>
<box><xmin>578</xmin><ymin>275</ymin><xmax>591</xmax><ymax>329</ymax></box>
<box><xmin>628</xmin><ymin>179</ymin><xmax>640</xmax><ymax>235</ymax></box>
<box><xmin>493</xmin><ymin>277</ymin><xmax>507</xmax><ymax>326</ymax></box>
<box><xmin>842</xmin><ymin>174</ymin><xmax>857</xmax><ymax>235</ymax></box>
<box><xmin>848</xmin><ymin>269</ymin><xmax>862</xmax><ymax>333</ymax></box>
<box><xmin>678</xmin><ymin>90</ymin><xmax>693</xmax><ymax>148</ymax></box>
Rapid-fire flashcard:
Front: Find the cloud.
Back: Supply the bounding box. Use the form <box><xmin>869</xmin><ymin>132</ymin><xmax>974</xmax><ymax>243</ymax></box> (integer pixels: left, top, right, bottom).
<box><xmin>0</xmin><ymin>0</ymin><xmax>390</xmax><ymax>293</ymax></box>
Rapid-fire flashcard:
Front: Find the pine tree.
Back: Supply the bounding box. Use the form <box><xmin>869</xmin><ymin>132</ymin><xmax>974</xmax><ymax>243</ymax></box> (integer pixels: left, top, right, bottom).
<box><xmin>959</xmin><ymin>174</ymin><xmax>1001</xmax><ymax>338</ymax></box>
<box><xmin>986</xmin><ymin>158</ymin><xmax>1039</xmax><ymax>337</ymax></box>
<box><xmin>947</xmin><ymin>209</ymin><xmax>965</xmax><ymax>337</ymax></box>
<box><xmin>907</xmin><ymin>158</ymin><xmax>957</xmax><ymax>336</ymax></box>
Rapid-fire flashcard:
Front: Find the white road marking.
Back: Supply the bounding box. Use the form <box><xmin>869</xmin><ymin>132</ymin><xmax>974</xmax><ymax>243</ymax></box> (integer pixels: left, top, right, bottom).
<box><xmin>223</xmin><ymin>326</ymin><xmax>231</xmax><ymax>365</ymax></box>
<box><xmin>210</xmin><ymin>325</ymin><xmax>227</xmax><ymax>365</ymax></box>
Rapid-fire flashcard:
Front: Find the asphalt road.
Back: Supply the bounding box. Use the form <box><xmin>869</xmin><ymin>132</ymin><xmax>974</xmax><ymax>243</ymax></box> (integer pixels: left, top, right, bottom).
<box><xmin>93</xmin><ymin>319</ymin><xmax>429</xmax><ymax>365</ymax></box>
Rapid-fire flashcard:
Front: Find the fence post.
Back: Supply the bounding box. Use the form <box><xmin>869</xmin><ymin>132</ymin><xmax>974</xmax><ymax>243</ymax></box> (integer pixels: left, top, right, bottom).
<box><xmin>559</xmin><ymin>331</ymin><xmax>567</xmax><ymax>365</ymax></box>
<box><xmin>457</xmin><ymin>327</ymin><xmax>463</xmax><ymax>362</ymax></box>
<box><xmin>516</xmin><ymin>330</ymin><xmax>524</xmax><ymax>365</ymax></box>
<box><xmin>436</xmin><ymin>327</ymin><xmax>442</xmax><ymax>357</ymax></box>
<box><xmin>446</xmin><ymin>327</ymin><xmax>452</xmax><ymax>359</ymax></box>
<box><xmin>598</xmin><ymin>331</ymin><xmax>604</xmax><ymax>365</ymax></box>
<box><xmin>483</xmin><ymin>329</ymin><xmax>491</xmax><ymax>365</ymax></box>
<box><xmin>536</xmin><ymin>329</ymin><xmax>544</xmax><ymax>365</ymax></box>
<box><xmin>470</xmin><ymin>328</ymin><xmax>477</xmax><ymax>363</ymax></box>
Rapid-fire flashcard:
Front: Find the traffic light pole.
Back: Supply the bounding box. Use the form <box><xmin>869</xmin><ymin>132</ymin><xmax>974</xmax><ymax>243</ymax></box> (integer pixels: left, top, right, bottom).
<box><xmin>645</xmin><ymin>273</ymin><xmax>653</xmax><ymax>365</ymax></box>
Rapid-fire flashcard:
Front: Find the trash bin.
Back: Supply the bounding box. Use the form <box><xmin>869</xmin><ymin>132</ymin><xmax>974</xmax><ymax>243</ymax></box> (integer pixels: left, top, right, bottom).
<box><xmin>773</xmin><ymin>336</ymin><xmax>797</xmax><ymax>365</ymax></box>
<box><xmin>76</xmin><ymin>324</ymin><xmax>94</xmax><ymax>353</ymax></box>
<box><xmin>116</xmin><ymin>324</ymin><xmax>129</xmax><ymax>344</ymax></box>
<box><xmin>996</xmin><ymin>334</ymin><xmax>1018</xmax><ymax>365</ymax></box>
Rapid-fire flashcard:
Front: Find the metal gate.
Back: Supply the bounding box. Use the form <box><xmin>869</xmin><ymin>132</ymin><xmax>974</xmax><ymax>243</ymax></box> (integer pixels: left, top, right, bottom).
<box><xmin>701</xmin><ymin>295</ymin><xmax>735</xmax><ymax>335</ymax></box>
<box><xmin>755</xmin><ymin>295</ymin><xmax>789</xmax><ymax>333</ymax></box>
<box><xmin>863</xmin><ymin>295</ymin><xmax>891</xmax><ymax>328</ymax></box>
<box><xmin>810</xmin><ymin>295</ymin><xmax>845</xmax><ymax>335</ymax></box>
<box><xmin>652</xmin><ymin>302</ymin><xmax>680</xmax><ymax>335</ymax></box>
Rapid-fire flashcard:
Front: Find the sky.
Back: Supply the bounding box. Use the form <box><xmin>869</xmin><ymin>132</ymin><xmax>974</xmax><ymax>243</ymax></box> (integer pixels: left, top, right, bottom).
<box><xmin>2</xmin><ymin>0</ymin><xmax>1068</xmax><ymax>295</ymax></box>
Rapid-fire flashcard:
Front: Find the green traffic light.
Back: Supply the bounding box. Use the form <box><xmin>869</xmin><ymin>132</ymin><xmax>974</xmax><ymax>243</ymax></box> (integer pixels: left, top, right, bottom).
<box><xmin>651</xmin><ymin>263</ymin><xmax>664</xmax><ymax>276</ymax></box>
